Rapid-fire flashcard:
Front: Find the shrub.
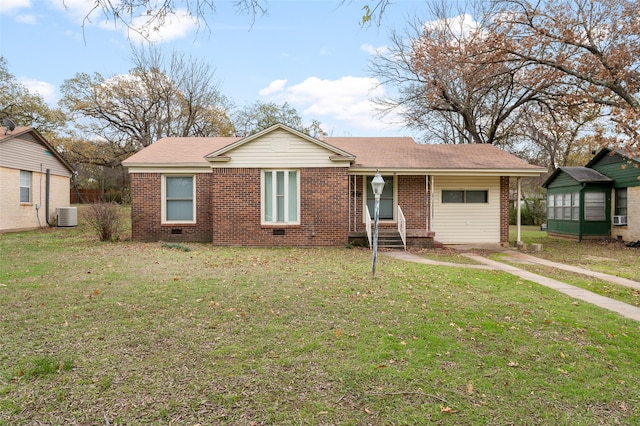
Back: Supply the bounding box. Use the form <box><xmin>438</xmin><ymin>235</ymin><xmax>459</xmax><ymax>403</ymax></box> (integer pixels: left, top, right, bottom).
<box><xmin>83</xmin><ymin>202</ymin><xmax>123</xmax><ymax>241</ymax></box>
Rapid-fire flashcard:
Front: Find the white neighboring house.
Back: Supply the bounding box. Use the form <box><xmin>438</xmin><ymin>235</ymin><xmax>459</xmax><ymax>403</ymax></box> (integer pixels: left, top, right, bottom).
<box><xmin>0</xmin><ymin>126</ymin><xmax>74</xmax><ymax>232</ymax></box>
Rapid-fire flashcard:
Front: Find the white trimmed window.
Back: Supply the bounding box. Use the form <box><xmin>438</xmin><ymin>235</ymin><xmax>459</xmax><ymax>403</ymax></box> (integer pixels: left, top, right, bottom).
<box><xmin>20</xmin><ymin>170</ymin><xmax>31</xmax><ymax>203</ymax></box>
<box><xmin>162</xmin><ymin>175</ymin><xmax>195</xmax><ymax>223</ymax></box>
<box><xmin>262</xmin><ymin>170</ymin><xmax>299</xmax><ymax>224</ymax></box>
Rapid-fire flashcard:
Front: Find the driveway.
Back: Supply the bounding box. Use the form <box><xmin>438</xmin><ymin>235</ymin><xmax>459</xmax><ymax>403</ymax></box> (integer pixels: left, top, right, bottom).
<box><xmin>384</xmin><ymin>249</ymin><xmax>640</xmax><ymax>322</ymax></box>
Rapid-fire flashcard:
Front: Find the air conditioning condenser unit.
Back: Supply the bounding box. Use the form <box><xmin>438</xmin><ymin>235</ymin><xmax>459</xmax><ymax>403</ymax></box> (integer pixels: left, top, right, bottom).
<box><xmin>56</xmin><ymin>207</ymin><xmax>78</xmax><ymax>227</ymax></box>
<box><xmin>613</xmin><ymin>215</ymin><xmax>627</xmax><ymax>226</ymax></box>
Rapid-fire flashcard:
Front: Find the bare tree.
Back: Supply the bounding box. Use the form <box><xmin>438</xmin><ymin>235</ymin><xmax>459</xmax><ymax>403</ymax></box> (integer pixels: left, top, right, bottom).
<box><xmin>371</xmin><ymin>2</ymin><xmax>550</xmax><ymax>146</ymax></box>
<box><xmin>491</xmin><ymin>0</ymin><xmax>640</xmax><ymax>149</ymax></box>
<box><xmin>59</xmin><ymin>48</ymin><xmax>233</xmax><ymax>193</ymax></box>
<box><xmin>76</xmin><ymin>0</ymin><xmax>267</xmax><ymax>37</ymax></box>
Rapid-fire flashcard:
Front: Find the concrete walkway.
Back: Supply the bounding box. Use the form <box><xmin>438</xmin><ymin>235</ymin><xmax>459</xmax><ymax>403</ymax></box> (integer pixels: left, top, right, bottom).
<box><xmin>383</xmin><ymin>250</ymin><xmax>640</xmax><ymax>322</ymax></box>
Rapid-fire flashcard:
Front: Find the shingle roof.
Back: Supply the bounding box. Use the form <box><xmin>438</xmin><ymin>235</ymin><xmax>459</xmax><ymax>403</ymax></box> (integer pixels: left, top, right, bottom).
<box><xmin>124</xmin><ymin>133</ymin><xmax>542</xmax><ymax>173</ymax></box>
<box><xmin>542</xmin><ymin>166</ymin><xmax>614</xmax><ymax>188</ymax></box>
<box><xmin>559</xmin><ymin>166</ymin><xmax>614</xmax><ymax>183</ymax></box>
<box><xmin>123</xmin><ymin>136</ymin><xmax>242</xmax><ymax>165</ymax></box>
<box><xmin>325</xmin><ymin>137</ymin><xmax>539</xmax><ymax>170</ymax></box>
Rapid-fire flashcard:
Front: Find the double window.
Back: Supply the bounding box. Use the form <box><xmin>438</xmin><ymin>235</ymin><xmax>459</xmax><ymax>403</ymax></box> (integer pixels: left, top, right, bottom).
<box><xmin>262</xmin><ymin>170</ymin><xmax>299</xmax><ymax>224</ymax></box>
<box><xmin>163</xmin><ymin>175</ymin><xmax>195</xmax><ymax>223</ymax></box>
<box><xmin>20</xmin><ymin>170</ymin><xmax>31</xmax><ymax>203</ymax></box>
<box><xmin>442</xmin><ymin>190</ymin><xmax>488</xmax><ymax>203</ymax></box>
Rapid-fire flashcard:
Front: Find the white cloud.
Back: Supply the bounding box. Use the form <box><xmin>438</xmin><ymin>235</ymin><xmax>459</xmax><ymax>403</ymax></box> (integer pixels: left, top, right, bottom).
<box><xmin>45</xmin><ymin>0</ymin><xmax>101</xmax><ymax>22</ymax></box>
<box><xmin>0</xmin><ymin>0</ymin><xmax>30</xmax><ymax>14</ymax></box>
<box><xmin>125</xmin><ymin>9</ymin><xmax>199</xmax><ymax>44</ymax></box>
<box><xmin>15</xmin><ymin>13</ymin><xmax>36</xmax><ymax>24</ymax></box>
<box><xmin>360</xmin><ymin>43</ymin><xmax>388</xmax><ymax>56</ymax></box>
<box><xmin>423</xmin><ymin>13</ymin><xmax>480</xmax><ymax>38</ymax></box>
<box><xmin>18</xmin><ymin>77</ymin><xmax>58</xmax><ymax>104</ymax></box>
<box><xmin>259</xmin><ymin>80</ymin><xmax>288</xmax><ymax>96</ymax></box>
<box><xmin>259</xmin><ymin>76</ymin><xmax>404</xmax><ymax>134</ymax></box>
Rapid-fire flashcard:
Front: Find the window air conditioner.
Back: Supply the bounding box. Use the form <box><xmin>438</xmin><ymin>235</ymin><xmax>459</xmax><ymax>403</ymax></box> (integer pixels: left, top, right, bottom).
<box><xmin>56</xmin><ymin>207</ymin><xmax>78</xmax><ymax>227</ymax></box>
<box><xmin>613</xmin><ymin>215</ymin><xmax>627</xmax><ymax>226</ymax></box>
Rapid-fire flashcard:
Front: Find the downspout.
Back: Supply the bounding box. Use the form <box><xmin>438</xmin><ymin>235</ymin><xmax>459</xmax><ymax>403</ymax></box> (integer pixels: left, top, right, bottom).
<box><xmin>578</xmin><ymin>183</ymin><xmax>585</xmax><ymax>242</ymax></box>
<box><xmin>45</xmin><ymin>169</ymin><xmax>54</xmax><ymax>227</ymax></box>
<box><xmin>516</xmin><ymin>177</ymin><xmax>522</xmax><ymax>244</ymax></box>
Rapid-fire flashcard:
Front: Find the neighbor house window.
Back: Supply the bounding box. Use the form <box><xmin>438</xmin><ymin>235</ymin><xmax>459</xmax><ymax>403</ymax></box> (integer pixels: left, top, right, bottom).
<box><xmin>366</xmin><ymin>175</ymin><xmax>394</xmax><ymax>220</ymax></box>
<box><xmin>163</xmin><ymin>175</ymin><xmax>195</xmax><ymax>223</ymax></box>
<box><xmin>572</xmin><ymin>192</ymin><xmax>580</xmax><ymax>220</ymax></box>
<box><xmin>555</xmin><ymin>193</ymin><xmax>563</xmax><ymax>219</ymax></box>
<box><xmin>547</xmin><ymin>194</ymin><xmax>555</xmax><ymax>219</ymax></box>
<box><xmin>263</xmin><ymin>170</ymin><xmax>299</xmax><ymax>224</ymax></box>
<box><xmin>584</xmin><ymin>192</ymin><xmax>606</xmax><ymax>221</ymax></box>
<box><xmin>442</xmin><ymin>190</ymin><xmax>488</xmax><ymax>204</ymax></box>
<box><xmin>562</xmin><ymin>192</ymin><xmax>571</xmax><ymax>220</ymax></box>
<box><xmin>20</xmin><ymin>170</ymin><xmax>31</xmax><ymax>203</ymax></box>
<box><xmin>615</xmin><ymin>188</ymin><xmax>627</xmax><ymax>216</ymax></box>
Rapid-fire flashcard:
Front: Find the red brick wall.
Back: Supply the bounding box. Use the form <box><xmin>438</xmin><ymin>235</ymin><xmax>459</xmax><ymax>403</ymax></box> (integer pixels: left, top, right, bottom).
<box><xmin>398</xmin><ymin>175</ymin><xmax>427</xmax><ymax>230</ymax></box>
<box><xmin>129</xmin><ymin>173</ymin><xmax>213</xmax><ymax>242</ymax></box>
<box><xmin>500</xmin><ymin>176</ymin><xmax>509</xmax><ymax>244</ymax></box>
<box><xmin>352</xmin><ymin>175</ymin><xmax>428</xmax><ymax>231</ymax></box>
<box><xmin>211</xmin><ymin>167</ymin><xmax>350</xmax><ymax>246</ymax></box>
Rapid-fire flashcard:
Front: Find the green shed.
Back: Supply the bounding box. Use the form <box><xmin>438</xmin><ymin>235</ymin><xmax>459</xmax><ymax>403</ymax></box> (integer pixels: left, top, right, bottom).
<box><xmin>542</xmin><ymin>148</ymin><xmax>640</xmax><ymax>242</ymax></box>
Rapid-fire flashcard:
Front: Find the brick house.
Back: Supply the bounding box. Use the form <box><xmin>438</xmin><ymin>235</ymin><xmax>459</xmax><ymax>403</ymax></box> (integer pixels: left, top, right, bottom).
<box><xmin>123</xmin><ymin>124</ymin><xmax>545</xmax><ymax>247</ymax></box>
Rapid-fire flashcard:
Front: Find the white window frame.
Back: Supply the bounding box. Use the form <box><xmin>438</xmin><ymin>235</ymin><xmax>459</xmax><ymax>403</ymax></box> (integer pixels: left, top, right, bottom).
<box><xmin>261</xmin><ymin>169</ymin><xmax>300</xmax><ymax>225</ymax></box>
<box><xmin>161</xmin><ymin>175</ymin><xmax>196</xmax><ymax>224</ymax></box>
<box><xmin>20</xmin><ymin>170</ymin><xmax>31</xmax><ymax>203</ymax></box>
<box><xmin>364</xmin><ymin>175</ymin><xmax>397</xmax><ymax>222</ymax></box>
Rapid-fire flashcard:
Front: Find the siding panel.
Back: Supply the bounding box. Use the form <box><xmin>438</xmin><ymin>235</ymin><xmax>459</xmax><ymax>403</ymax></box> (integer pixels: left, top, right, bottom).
<box><xmin>0</xmin><ymin>134</ymin><xmax>71</xmax><ymax>177</ymax></box>
<box><xmin>432</xmin><ymin>176</ymin><xmax>501</xmax><ymax>244</ymax></box>
<box><xmin>218</xmin><ymin>129</ymin><xmax>343</xmax><ymax>168</ymax></box>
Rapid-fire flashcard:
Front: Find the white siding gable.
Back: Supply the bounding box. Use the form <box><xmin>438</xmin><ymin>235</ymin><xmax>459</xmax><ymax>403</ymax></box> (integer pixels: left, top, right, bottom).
<box><xmin>210</xmin><ymin>128</ymin><xmax>348</xmax><ymax>168</ymax></box>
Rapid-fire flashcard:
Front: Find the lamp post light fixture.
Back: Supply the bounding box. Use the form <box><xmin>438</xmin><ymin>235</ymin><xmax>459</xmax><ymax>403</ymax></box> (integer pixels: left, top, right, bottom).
<box><xmin>371</xmin><ymin>171</ymin><xmax>385</xmax><ymax>277</ymax></box>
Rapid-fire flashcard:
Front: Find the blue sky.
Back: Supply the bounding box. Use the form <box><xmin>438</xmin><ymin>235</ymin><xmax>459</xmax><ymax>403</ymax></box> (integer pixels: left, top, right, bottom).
<box><xmin>0</xmin><ymin>0</ymin><xmax>430</xmax><ymax>137</ymax></box>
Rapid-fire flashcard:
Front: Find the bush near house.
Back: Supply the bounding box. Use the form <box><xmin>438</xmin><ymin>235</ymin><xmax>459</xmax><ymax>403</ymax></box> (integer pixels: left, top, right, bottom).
<box><xmin>510</xmin><ymin>198</ymin><xmax>546</xmax><ymax>226</ymax></box>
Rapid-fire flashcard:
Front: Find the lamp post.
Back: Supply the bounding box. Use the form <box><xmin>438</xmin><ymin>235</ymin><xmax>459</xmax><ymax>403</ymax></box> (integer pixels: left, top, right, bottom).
<box><xmin>371</xmin><ymin>171</ymin><xmax>385</xmax><ymax>277</ymax></box>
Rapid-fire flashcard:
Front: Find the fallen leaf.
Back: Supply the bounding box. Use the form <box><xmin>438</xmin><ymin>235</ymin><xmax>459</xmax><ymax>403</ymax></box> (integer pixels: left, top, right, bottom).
<box><xmin>440</xmin><ymin>406</ymin><xmax>453</xmax><ymax>413</ymax></box>
<box><xmin>93</xmin><ymin>289</ymin><xmax>100</xmax><ymax>295</ymax></box>
<box><xmin>560</xmin><ymin>351</ymin><xmax>565</xmax><ymax>359</ymax></box>
<box><xmin>507</xmin><ymin>361</ymin><xmax>519</xmax><ymax>367</ymax></box>
<box><xmin>467</xmin><ymin>383</ymin><xmax>474</xmax><ymax>394</ymax></box>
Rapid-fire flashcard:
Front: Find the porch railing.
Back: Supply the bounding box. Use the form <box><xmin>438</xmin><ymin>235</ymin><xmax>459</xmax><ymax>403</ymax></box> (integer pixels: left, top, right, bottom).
<box><xmin>365</xmin><ymin>205</ymin><xmax>372</xmax><ymax>249</ymax></box>
<box><xmin>397</xmin><ymin>205</ymin><xmax>407</xmax><ymax>250</ymax></box>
